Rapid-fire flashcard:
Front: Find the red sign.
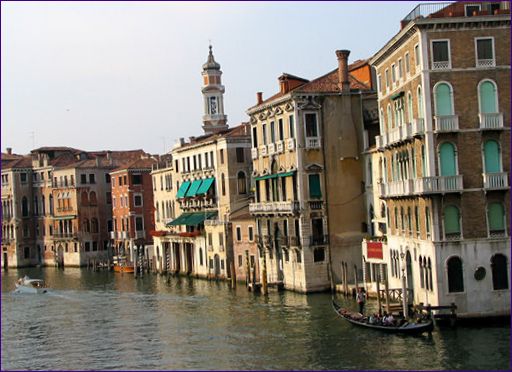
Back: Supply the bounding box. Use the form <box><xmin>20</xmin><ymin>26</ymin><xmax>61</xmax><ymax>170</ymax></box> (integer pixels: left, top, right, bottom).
<box><xmin>367</xmin><ymin>241</ymin><xmax>383</xmax><ymax>259</ymax></box>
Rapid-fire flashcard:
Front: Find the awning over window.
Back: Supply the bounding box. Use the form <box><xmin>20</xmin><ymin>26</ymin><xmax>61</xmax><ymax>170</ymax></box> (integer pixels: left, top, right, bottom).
<box><xmin>196</xmin><ymin>178</ymin><xmax>215</xmax><ymax>195</ymax></box>
<box><xmin>185</xmin><ymin>179</ymin><xmax>203</xmax><ymax>197</ymax></box>
<box><xmin>391</xmin><ymin>91</ymin><xmax>404</xmax><ymax>100</ymax></box>
<box><xmin>255</xmin><ymin>171</ymin><xmax>295</xmax><ymax>181</ymax></box>
<box><xmin>176</xmin><ymin>181</ymin><xmax>191</xmax><ymax>199</ymax></box>
<box><xmin>166</xmin><ymin>211</ymin><xmax>218</xmax><ymax>226</ymax></box>
<box><xmin>278</xmin><ymin>171</ymin><xmax>295</xmax><ymax>177</ymax></box>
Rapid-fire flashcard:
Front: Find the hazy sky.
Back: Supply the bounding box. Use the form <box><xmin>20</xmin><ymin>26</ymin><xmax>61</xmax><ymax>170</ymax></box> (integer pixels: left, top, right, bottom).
<box><xmin>1</xmin><ymin>1</ymin><xmax>417</xmax><ymax>155</ymax></box>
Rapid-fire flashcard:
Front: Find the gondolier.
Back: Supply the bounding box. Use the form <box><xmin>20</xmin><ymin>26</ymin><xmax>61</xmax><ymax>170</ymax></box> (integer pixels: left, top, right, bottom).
<box><xmin>356</xmin><ymin>288</ymin><xmax>366</xmax><ymax>314</ymax></box>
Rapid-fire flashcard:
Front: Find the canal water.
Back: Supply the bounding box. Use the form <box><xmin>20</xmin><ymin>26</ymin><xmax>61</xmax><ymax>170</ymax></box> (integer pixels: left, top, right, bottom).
<box><xmin>1</xmin><ymin>268</ymin><xmax>509</xmax><ymax>370</ymax></box>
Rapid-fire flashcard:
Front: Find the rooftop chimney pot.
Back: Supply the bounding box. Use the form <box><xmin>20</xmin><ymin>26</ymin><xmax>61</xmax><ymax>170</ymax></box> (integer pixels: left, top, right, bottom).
<box><xmin>6</xmin><ymin>147</ymin><xmax>12</xmax><ymax>155</ymax></box>
<box><xmin>336</xmin><ymin>49</ymin><xmax>351</xmax><ymax>92</ymax></box>
<box><xmin>257</xmin><ymin>92</ymin><xmax>263</xmax><ymax>105</ymax></box>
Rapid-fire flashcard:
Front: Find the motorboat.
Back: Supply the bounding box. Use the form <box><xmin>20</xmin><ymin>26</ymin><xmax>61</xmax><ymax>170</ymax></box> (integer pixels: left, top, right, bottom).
<box><xmin>14</xmin><ymin>276</ymin><xmax>48</xmax><ymax>294</ymax></box>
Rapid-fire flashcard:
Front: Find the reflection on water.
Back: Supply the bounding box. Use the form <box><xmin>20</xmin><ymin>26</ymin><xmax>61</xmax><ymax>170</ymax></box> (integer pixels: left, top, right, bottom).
<box><xmin>1</xmin><ymin>268</ymin><xmax>509</xmax><ymax>370</ymax></box>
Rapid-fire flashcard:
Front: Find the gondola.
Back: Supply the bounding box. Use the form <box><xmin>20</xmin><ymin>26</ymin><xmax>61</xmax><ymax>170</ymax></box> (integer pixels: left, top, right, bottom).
<box><xmin>332</xmin><ymin>299</ymin><xmax>433</xmax><ymax>335</ymax></box>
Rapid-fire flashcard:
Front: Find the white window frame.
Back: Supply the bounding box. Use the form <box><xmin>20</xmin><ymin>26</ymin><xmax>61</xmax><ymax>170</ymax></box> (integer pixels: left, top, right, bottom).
<box><xmin>465</xmin><ymin>3</ymin><xmax>481</xmax><ymax>16</ymax></box>
<box><xmin>433</xmin><ymin>80</ymin><xmax>455</xmax><ymax>116</ymax></box>
<box><xmin>405</xmin><ymin>52</ymin><xmax>410</xmax><ymax>76</ymax></box>
<box><xmin>414</xmin><ymin>43</ymin><xmax>420</xmax><ymax>67</ymax></box>
<box><xmin>385</xmin><ymin>69</ymin><xmax>390</xmax><ymax>90</ymax></box>
<box><xmin>391</xmin><ymin>63</ymin><xmax>396</xmax><ymax>83</ymax></box>
<box><xmin>397</xmin><ymin>58</ymin><xmax>403</xmax><ymax>81</ymax></box>
<box><xmin>474</xmin><ymin>37</ymin><xmax>496</xmax><ymax>68</ymax></box>
<box><xmin>430</xmin><ymin>39</ymin><xmax>452</xmax><ymax>70</ymax></box>
<box><xmin>134</xmin><ymin>193</ymin><xmax>143</xmax><ymax>207</ymax></box>
<box><xmin>248</xmin><ymin>225</ymin><xmax>254</xmax><ymax>242</ymax></box>
<box><xmin>235</xmin><ymin>225</ymin><xmax>242</xmax><ymax>242</ymax></box>
<box><xmin>477</xmin><ymin>78</ymin><xmax>499</xmax><ymax>114</ymax></box>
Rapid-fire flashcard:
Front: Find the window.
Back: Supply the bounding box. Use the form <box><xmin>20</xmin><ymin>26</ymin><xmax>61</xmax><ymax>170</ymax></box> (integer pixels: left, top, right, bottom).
<box><xmin>398</xmin><ymin>59</ymin><xmax>403</xmax><ymax>79</ymax></box>
<box><xmin>465</xmin><ymin>3</ymin><xmax>480</xmax><ymax>16</ymax></box>
<box><xmin>407</xmin><ymin>92</ymin><xmax>413</xmax><ymax>123</ymax></box>
<box><xmin>431</xmin><ymin>40</ymin><xmax>450</xmax><ymax>69</ymax></box>
<box><xmin>262</xmin><ymin>123</ymin><xmax>267</xmax><ymax>145</ymax></box>
<box><xmin>313</xmin><ymin>247</ymin><xmax>325</xmax><ymax>262</ymax></box>
<box><xmin>391</xmin><ymin>63</ymin><xmax>396</xmax><ymax>83</ymax></box>
<box><xmin>414</xmin><ymin>206</ymin><xmax>419</xmax><ymax>235</ymax></box>
<box><xmin>135</xmin><ymin>217</ymin><xmax>144</xmax><ymax>231</ymax></box>
<box><xmin>105</xmin><ymin>174</ymin><xmax>111</xmax><ymax>183</ymax></box>
<box><xmin>487</xmin><ymin>202</ymin><xmax>505</xmax><ymax>236</ymax></box>
<box><xmin>444</xmin><ymin>205</ymin><xmax>461</xmax><ymax>239</ymax></box>
<box><xmin>236</xmin><ymin>148</ymin><xmax>244</xmax><ymax>163</ymax></box>
<box><xmin>305</xmin><ymin>113</ymin><xmax>318</xmax><ymax>137</ymax></box>
<box><xmin>270</xmin><ymin>121</ymin><xmax>275</xmax><ymax>143</ymax></box>
<box><xmin>252</xmin><ymin>127</ymin><xmax>258</xmax><ymax>148</ymax></box>
<box><xmin>220</xmin><ymin>149</ymin><xmax>225</xmax><ymax>164</ymax></box>
<box><xmin>134</xmin><ymin>194</ymin><xmax>143</xmax><ymax>207</ymax></box>
<box><xmin>118</xmin><ymin>176</ymin><xmax>123</xmax><ymax>186</ymax></box>
<box><xmin>237</xmin><ymin>171</ymin><xmax>247</xmax><ymax>194</ymax></box>
<box><xmin>89</xmin><ymin>191</ymin><xmax>97</xmax><ymax>205</ymax></box>
<box><xmin>248</xmin><ymin>226</ymin><xmax>254</xmax><ymax>242</ymax></box>
<box><xmin>478</xmin><ymin>80</ymin><xmax>498</xmax><ymax>114</ymax></box>
<box><xmin>414</xmin><ymin>44</ymin><xmax>420</xmax><ymax>66</ymax></box>
<box><xmin>236</xmin><ymin>226</ymin><xmax>242</xmax><ymax>242</ymax></box>
<box><xmin>132</xmin><ymin>174</ymin><xmax>142</xmax><ymax>184</ymax></box>
<box><xmin>238</xmin><ymin>255</ymin><xmax>243</xmax><ymax>267</ymax></box>
<box><xmin>434</xmin><ymin>83</ymin><xmax>453</xmax><ymax>116</ymax></box>
<box><xmin>491</xmin><ymin>254</ymin><xmax>509</xmax><ymax>290</ymax></box>
<box><xmin>89</xmin><ymin>174</ymin><xmax>95</xmax><ymax>184</ymax></box>
<box><xmin>221</xmin><ymin>173</ymin><xmax>226</xmax><ymax>196</ymax></box>
<box><xmin>308</xmin><ymin>174</ymin><xmax>321</xmax><ymax>199</ymax></box>
<box><xmin>209</xmin><ymin>96</ymin><xmax>217</xmax><ymax>114</ymax></box>
<box><xmin>385</xmin><ymin>69</ymin><xmax>389</xmax><ymax>89</ymax></box>
<box><xmin>81</xmin><ymin>174</ymin><xmax>87</xmax><ymax>184</ymax></box>
<box><xmin>417</xmin><ymin>86</ymin><xmax>424</xmax><ymax>118</ymax></box>
<box><xmin>296</xmin><ymin>250</ymin><xmax>302</xmax><ymax>264</ymax></box>
<box><xmin>289</xmin><ymin>115</ymin><xmax>295</xmax><ymax>138</ymax></box>
<box><xmin>278</xmin><ymin>119</ymin><xmax>284</xmax><ymax>141</ymax></box>
<box><xmin>483</xmin><ymin>140</ymin><xmax>501</xmax><ymax>173</ymax></box>
<box><xmin>22</xmin><ymin>197</ymin><xmax>29</xmax><ymax>217</ymax></box>
<box><xmin>387</xmin><ymin>105</ymin><xmax>393</xmax><ymax>129</ymax></box>
<box><xmin>405</xmin><ymin>52</ymin><xmax>410</xmax><ymax>74</ymax></box>
<box><xmin>199</xmin><ymin>248</ymin><xmax>203</xmax><ymax>266</ymax></box>
<box><xmin>425</xmin><ymin>207</ymin><xmax>431</xmax><ymax>237</ymax></box>
<box><xmin>218</xmin><ymin>232</ymin><xmax>224</xmax><ymax>248</ymax></box>
<box><xmin>123</xmin><ymin>175</ymin><xmax>127</xmax><ymax>185</ymax></box>
<box><xmin>475</xmin><ymin>38</ymin><xmax>495</xmax><ymax>67</ymax></box>
<box><xmin>447</xmin><ymin>256</ymin><xmax>464</xmax><ymax>292</ymax></box>
<box><xmin>439</xmin><ymin>142</ymin><xmax>457</xmax><ymax>176</ymax></box>
<box><xmin>85</xmin><ymin>242</ymin><xmax>90</xmax><ymax>252</ymax></box>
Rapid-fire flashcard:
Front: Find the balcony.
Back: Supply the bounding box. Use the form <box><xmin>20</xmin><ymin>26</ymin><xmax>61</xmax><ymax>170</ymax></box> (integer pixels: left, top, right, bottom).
<box><xmin>286</xmin><ymin>138</ymin><xmax>296</xmax><ymax>151</ymax></box>
<box><xmin>432</xmin><ymin>61</ymin><xmax>450</xmax><ymax>70</ymax></box>
<box><xmin>276</xmin><ymin>141</ymin><xmax>284</xmax><ymax>154</ymax></box>
<box><xmin>479</xmin><ymin>113</ymin><xmax>504</xmax><ymax>130</ymax></box>
<box><xmin>409</xmin><ymin>118</ymin><xmax>425</xmax><ymax>136</ymax></box>
<box><xmin>249</xmin><ymin>201</ymin><xmax>300</xmax><ymax>215</ymax></box>
<box><xmin>414</xmin><ymin>175</ymin><xmax>463</xmax><ymax>194</ymax></box>
<box><xmin>476</xmin><ymin>59</ymin><xmax>496</xmax><ymax>68</ymax></box>
<box><xmin>434</xmin><ymin>115</ymin><xmax>459</xmax><ymax>132</ymax></box>
<box><xmin>483</xmin><ymin>172</ymin><xmax>509</xmax><ymax>190</ymax></box>
<box><xmin>305</xmin><ymin>235</ymin><xmax>329</xmax><ymax>246</ymax></box>
<box><xmin>376</xmin><ymin>119</ymin><xmax>424</xmax><ymax>149</ymax></box>
<box><xmin>178</xmin><ymin>231</ymin><xmax>201</xmax><ymax>238</ymax></box>
<box><xmin>305</xmin><ymin>137</ymin><xmax>321</xmax><ymax>149</ymax></box>
<box><xmin>135</xmin><ymin>230</ymin><xmax>146</xmax><ymax>239</ymax></box>
<box><xmin>379</xmin><ymin>180</ymin><xmax>415</xmax><ymax>198</ymax></box>
<box><xmin>251</xmin><ymin>148</ymin><xmax>258</xmax><ymax>160</ymax></box>
<box><xmin>309</xmin><ymin>200</ymin><xmax>323</xmax><ymax>210</ymax></box>
<box><xmin>260</xmin><ymin>145</ymin><xmax>268</xmax><ymax>156</ymax></box>
<box><xmin>53</xmin><ymin>232</ymin><xmax>77</xmax><ymax>240</ymax></box>
<box><xmin>268</xmin><ymin>143</ymin><xmax>276</xmax><ymax>155</ymax></box>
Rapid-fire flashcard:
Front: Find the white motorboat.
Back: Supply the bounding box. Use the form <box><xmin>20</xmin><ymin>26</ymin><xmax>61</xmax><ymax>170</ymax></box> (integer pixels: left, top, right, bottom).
<box><xmin>14</xmin><ymin>276</ymin><xmax>48</xmax><ymax>294</ymax></box>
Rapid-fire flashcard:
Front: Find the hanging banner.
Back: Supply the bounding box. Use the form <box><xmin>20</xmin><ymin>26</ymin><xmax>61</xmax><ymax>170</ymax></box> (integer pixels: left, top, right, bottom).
<box><xmin>367</xmin><ymin>241</ymin><xmax>383</xmax><ymax>259</ymax></box>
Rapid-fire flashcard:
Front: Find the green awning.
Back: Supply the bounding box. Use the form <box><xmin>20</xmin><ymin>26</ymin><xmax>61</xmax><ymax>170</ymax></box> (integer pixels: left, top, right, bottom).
<box><xmin>166</xmin><ymin>211</ymin><xmax>218</xmax><ymax>226</ymax></box>
<box><xmin>176</xmin><ymin>181</ymin><xmax>191</xmax><ymax>198</ymax></box>
<box><xmin>197</xmin><ymin>178</ymin><xmax>215</xmax><ymax>195</ymax></box>
<box><xmin>278</xmin><ymin>171</ymin><xmax>295</xmax><ymax>177</ymax></box>
<box><xmin>185</xmin><ymin>179</ymin><xmax>203</xmax><ymax>197</ymax></box>
<box><xmin>391</xmin><ymin>91</ymin><xmax>404</xmax><ymax>100</ymax></box>
<box><xmin>254</xmin><ymin>174</ymin><xmax>278</xmax><ymax>181</ymax></box>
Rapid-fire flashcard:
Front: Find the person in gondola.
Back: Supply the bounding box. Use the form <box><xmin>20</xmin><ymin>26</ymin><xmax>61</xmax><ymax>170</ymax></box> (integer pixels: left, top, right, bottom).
<box><xmin>356</xmin><ymin>287</ymin><xmax>366</xmax><ymax>314</ymax></box>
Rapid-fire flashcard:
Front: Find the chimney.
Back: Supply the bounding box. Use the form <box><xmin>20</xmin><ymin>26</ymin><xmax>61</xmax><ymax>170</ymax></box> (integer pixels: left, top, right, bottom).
<box><xmin>6</xmin><ymin>147</ymin><xmax>12</xmax><ymax>155</ymax></box>
<box><xmin>336</xmin><ymin>50</ymin><xmax>351</xmax><ymax>92</ymax></box>
<box><xmin>256</xmin><ymin>92</ymin><xmax>263</xmax><ymax>105</ymax></box>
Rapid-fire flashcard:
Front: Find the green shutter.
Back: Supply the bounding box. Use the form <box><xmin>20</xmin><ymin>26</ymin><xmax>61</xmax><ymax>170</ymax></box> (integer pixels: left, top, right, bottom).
<box><xmin>309</xmin><ymin>174</ymin><xmax>322</xmax><ymax>199</ymax></box>
<box><xmin>488</xmin><ymin>203</ymin><xmax>504</xmax><ymax>231</ymax></box>
<box><xmin>479</xmin><ymin>81</ymin><xmax>497</xmax><ymax>114</ymax></box>
<box><xmin>484</xmin><ymin>140</ymin><xmax>500</xmax><ymax>173</ymax></box>
<box><xmin>435</xmin><ymin>83</ymin><xmax>452</xmax><ymax>116</ymax></box>
<box><xmin>444</xmin><ymin>206</ymin><xmax>460</xmax><ymax>234</ymax></box>
<box><xmin>440</xmin><ymin>142</ymin><xmax>456</xmax><ymax>176</ymax></box>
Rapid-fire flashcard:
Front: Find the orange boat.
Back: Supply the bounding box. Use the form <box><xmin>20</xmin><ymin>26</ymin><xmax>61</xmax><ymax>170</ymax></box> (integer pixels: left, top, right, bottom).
<box><xmin>113</xmin><ymin>264</ymin><xmax>135</xmax><ymax>273</ymax></box>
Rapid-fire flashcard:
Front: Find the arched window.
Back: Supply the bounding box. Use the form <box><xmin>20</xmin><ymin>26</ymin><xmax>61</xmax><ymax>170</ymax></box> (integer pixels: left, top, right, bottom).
<box><xmin>387</xmin><ymin>104</ymin><xmax>393</xmax><ymax>129</ymax></box>
<box><xmin>447</xmin><ymin>256</ymin><xmax>464</xmax><ymax>293</ymax></box>
<box><xmin>199</xmin><ymin>248</ymin><xmax>204</xmax><ymax>266</ymax></box>
<box><xmin>380</xmin><ymin>203</ymin><xmax>386</xmax><ymax>219</ymax></box>
<box><xmin>83</xmin><ymin>218</ymin><xmax>90</xmax><ymax>233</ymax></box>
<box><xmin>221</xmin><ymin>173</ymin><xmax>226</xmax><ymax>196</ymax></box>
<box><xmin>41</xmin><ymin>195</ymin><xmax>46</xmax><ymax>215</ymax></box>
<box><xmin>478</xmin><ymin>80</ymin><xmax>498</xmax><ymax>114</ymax></box>
<box><xmin>22</xmin><ymin>197</ymin><xmax>29</xmax><ymax>217</ymax></box>
<box><xmin>89</xmin><ymin>191</ymin><xmax>97</xmax><ymax>205</ymax></box>
<box><xmin>91</xmin><ymin>218</ymin><xmax>99</xmax><ymax>233</ymax></box>
<box><xmin>439</xmin><ymin>142</ymin><xmax>457</xmax><ymax>176</ymax></box>
<box><xmin>49</xmin><ymin>195</ymin><xmax>54</xmax><ymax>215</ymax></box>
<box><xmin>491</xmin><ymin>254</ymin><xmax>508</xmax><ymax>290</ymax></box>
<box><xmin>419</xmin><ymin>255</ymin><xmax>424</xmax><ymax>288</ymax></box>
<box><xmin>237</xmin><ymin>171</ymin><xmax>247</xmax><ymax>194</ymax></box>
<box><xmin>400</xmin><ymin>207</ymin><xmax>404</xmax><ymax>232</ymax></box>
<box><xmin>487</xmin><ymin>202</ymin><xmax>505</xmax><ymax>236</ymax></box>
<box><xmin>434</xmin><ymin>82</ymin><xmax>453</xmax><ymax>115</ymax></box>
<box><xmin>417</xmin><ymin>86</ymin><xmax>424</xmax><ymax>118</ymax></box>
<box><xmin>444</xmin><ymin>205</ymin><xmax>461</xmax><ymax>239</ymax></box>
<box><xmin>407</xmin><ymin>92</ymin><xmax>414</xmax><ymax>123</ymax></box>
<box><xmin>427</xmin><ymin>257</ymin><xmax>432</xmax><ymax>291</ymax></box>
<box><xmin>81</xmin><ymin>191</ymin><xmax>89</xmax><ymax>206</ymax></box>
<box><xmin>394</xmin><ymin>207</ymin><xmax>398</xmax><ymax>231</ymax></box>
<box><xmin>34</xmin><ymin>196</ymin><xmax>39</xmax><ymax>216</ymax></box>
<box><xmin>379</xmin><ymin>108</ymin><xmax>385</xmax><ymax>133</ymax></box>
<box><xmin>483</xmin><ymin>140</ymin><xmax>501</xmax><ymax>173</ymax></box>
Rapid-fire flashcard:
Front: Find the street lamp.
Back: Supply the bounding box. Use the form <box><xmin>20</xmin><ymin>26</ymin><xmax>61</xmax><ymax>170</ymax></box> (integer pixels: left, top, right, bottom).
<box><xmin>400</xmin><ymin>251</ymin><xmax>407</xmax><ymax>318</ymax></box>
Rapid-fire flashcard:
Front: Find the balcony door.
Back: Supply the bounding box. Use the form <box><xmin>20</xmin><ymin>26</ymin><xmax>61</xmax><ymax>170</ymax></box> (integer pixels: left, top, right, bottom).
<box><xmin>434</xmin><ymin>83</ymin><xmax>453</xmax><ymax>116</ymax></box>
<box><xmin>439</xmin><ymin>142</ymin><xmax>456</xmax><ymax>176</ymax></box>
<box><xmin>479</xmin><ymin>81</ymin><xmax>498</xmax><ymax>114</ymax></box>
<box><xmin>312</xmin><ymin>218</ymin><xmax>324</xmax><ymax>245</ymax></box>
<box><xmin>484</xmin><ymin>140</ymin><xmax>500</xmax><ymax>173</ymax></box>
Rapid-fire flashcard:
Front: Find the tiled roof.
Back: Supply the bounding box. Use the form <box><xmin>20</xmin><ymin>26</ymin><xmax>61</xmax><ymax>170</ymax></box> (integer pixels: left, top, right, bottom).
<box><xmin>31</xmin><ymin>146</ymin><xmax>83</xmax><ymax>154</ymax></box>
<box><xmin>1</xmin><ymin>156</ymin><xmax>32</xmax><ymax>170</ymax></box>
<box><xmin>176</xmin><ymin>123</ymin><xmax>250</xmax><ymax>150</ymax></box>
<box><xmin>111</xmin><ymin>157</ymin><xmax>157</xmax><ymax>172</ymax></box>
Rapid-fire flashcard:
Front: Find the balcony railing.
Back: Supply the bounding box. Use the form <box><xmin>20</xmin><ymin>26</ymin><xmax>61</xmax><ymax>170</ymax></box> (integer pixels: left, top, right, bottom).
<box><xmin>409</xmin><ymin>118</ymin><xmax>425</xmax><ymax>136</ymax></box>
<box><xmin>483</xmin><ymin>172</ymin><xmax>509</xmax><ymax>190</ymax></box>
<box><xmin>304</xmin><ymin>235</ymin><xmax>329</xmax><ymax>246</ymax></box>
<box><xmin>276</xmin><ymin>141</ymin><xmax>284</xmax><ymax>154</ymax></box>
<box><xmin>434</xmin><ymin>115</ymin><xmax>459</xmax><ymax>132</ymax></box>
<box><xmin>178</xmin><ymin>231</ymin><xmax>201</xmax><ymax>238</ymax></box>
<box><xmin>249</xmin><ymin>201</ymin><xmax>300</xmax><ymax>214</ymax></box>
<box><xmin>286</xmin><ymin>138</ymin><xmax>296</xmax><ymax>151</ymax></box>
<box><xmin>309</xmin><ymin>200</ymin><xmax>323</xmax><ymax>210</ymax></box>
<box><xmin>376</xmin><ymin>118</ymin><xmax>424</xmax><ymax>149</ymax></box>
<box><xmin>479</xmin><ymin>113</ymin><xmax>504</xmax><ymax>130</ymax></box>
<box><xmin>53</xmin><ymin>232</ymin><xmax>77</xmax><ymax>239</ymax></box>
<box><xmin>379</xmin><ymin>180</ymin><xmax>415</xmax><ymax>197</ymax></box>
<box><xmin>135</xmin><ymin>230</ymin><xmax>146</xmax><ymax>239</ymax></box>
<box><xmin>251</xmin><ymin>148</ymin><xmax>258</xmax><ymax>160</ymax></box>
<box><xmin>432</xmin><ymin>61</ymin><xmax>450</xmax><ymax>70</ymax></box>
<box><xmin>414</xmin><ymin>175</ymin><xmax>463</xmax><ymax>194</ymax></box>
<box><xmin>260</xmin><ymin>145</ymin><xmax>267</xmax><ymax>156</ymax></box>
<box><xmin>476</xmin><ymin>59</ymin><xmax>496</xmax><ymax>68</ymax></box>
<box><xmin>268</xmin><ymin>143</ymin><xmax>276</xmax><ymax>155</ymax></box>
<box><xmin>305</xmin><ymin>137</ymin><xmax>321</xmax><ymax>149</ymax></box>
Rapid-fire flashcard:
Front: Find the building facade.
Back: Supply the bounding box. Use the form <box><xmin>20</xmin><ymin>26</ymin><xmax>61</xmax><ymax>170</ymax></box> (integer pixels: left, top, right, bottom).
<box><xmin>365</xmin><ymin>1</ymin><xmax>510</xmax><ymax>317</ymax></box>
<box><xmin>247</xmin><ymin>51</ymin><xmax>377</xmax><ymax>292</ymax></box>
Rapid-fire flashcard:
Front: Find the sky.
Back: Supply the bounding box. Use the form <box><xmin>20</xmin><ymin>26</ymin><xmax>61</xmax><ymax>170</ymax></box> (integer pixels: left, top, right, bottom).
<box><xmin>1</xmin><ymin>1</ymin><xmax>418</xmax><ymax>155</ymax></box>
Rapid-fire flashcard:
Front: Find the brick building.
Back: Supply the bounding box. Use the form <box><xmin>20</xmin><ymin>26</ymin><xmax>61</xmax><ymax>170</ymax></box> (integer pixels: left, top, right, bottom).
<box><xmin>365</xmin><ymin>1</ymin><xmax>510</xmax><ymax>317</ymax></box>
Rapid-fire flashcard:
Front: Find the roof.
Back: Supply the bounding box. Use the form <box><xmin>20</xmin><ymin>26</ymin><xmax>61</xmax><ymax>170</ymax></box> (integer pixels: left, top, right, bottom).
<box><xmin>111</xmin><ymin>157</ymin><xmax>157</xmax><ymax>172</ymax></box>
<box><xmin>1</xmin><ymin>156</ymin><xmax>32</xmax><ymax>170</ymax></box>
<box><xmin>174</xmin><ymin>122</ymin><xmax>250</xmax><ymax>151</ymax></box>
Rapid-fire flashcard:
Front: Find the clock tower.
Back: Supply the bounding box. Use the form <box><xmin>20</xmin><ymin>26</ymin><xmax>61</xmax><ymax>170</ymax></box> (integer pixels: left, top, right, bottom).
<box><xmin>201</xmin><ymin>45</ymin><xmax>228</xmax><ymax>134</ymax></box>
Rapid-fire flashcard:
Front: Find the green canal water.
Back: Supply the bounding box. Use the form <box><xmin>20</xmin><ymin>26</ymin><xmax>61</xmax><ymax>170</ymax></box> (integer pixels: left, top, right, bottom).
<box><xmin>1</xmin><ymin>267</ymin><xmax>510</xmax><ymax>370</ymax></box>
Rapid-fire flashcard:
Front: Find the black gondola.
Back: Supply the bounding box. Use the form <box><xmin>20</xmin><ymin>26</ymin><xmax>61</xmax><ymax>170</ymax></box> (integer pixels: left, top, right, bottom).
<box><xmin>332</xmin><ymin>299</ymin><xmax>434</xmax><ymax>335</ymax></box>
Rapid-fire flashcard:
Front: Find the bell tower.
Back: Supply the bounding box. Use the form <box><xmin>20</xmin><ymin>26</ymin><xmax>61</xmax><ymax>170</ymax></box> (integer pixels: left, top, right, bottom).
<box><xmin>201</xmin><ymin>45</ymin><xmax>228</xmax><ymax>134</ymax></box>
